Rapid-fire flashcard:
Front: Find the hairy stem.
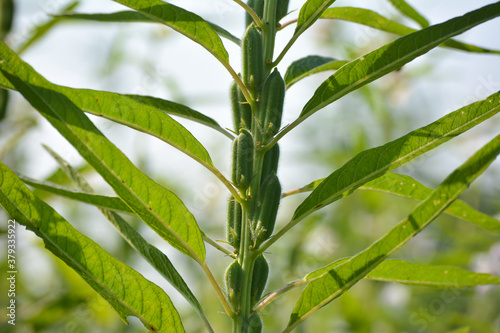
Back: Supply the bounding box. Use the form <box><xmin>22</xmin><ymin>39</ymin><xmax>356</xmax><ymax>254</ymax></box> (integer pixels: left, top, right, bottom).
<box><xmin>200</xmin><ymin>262</ymin><xmax>235</xmax><ymax>318</ymax></box>
<box><xmin>255</xmin><ymin>279</ymin><xmax>306</xmax><ymax>312</ymax></box>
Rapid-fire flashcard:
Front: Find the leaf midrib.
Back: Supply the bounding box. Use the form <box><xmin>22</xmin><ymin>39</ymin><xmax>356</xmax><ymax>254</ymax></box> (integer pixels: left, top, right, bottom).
<box><xmin>302</xmin><ymin>11</ymin><xmax>494</xmax><ymax>117</ymax></box>
<box><xmin>11</xmin><ymin>76</ymin><xmax>203</xmax><ymax>262</ymax></box>
<box><xmin>0</xmin><ymin>185</ymin><xmax>153</xmax><ymax>328</ymax></box>
<box><xmin>289</xmin><ymin>182</ymin><xmax>469</xmax><ymax>331</ymax></box>
<box><xmin>293</xmin><ymin>102</ymin><xmax>499</xmax><ymax>222</ymax></box>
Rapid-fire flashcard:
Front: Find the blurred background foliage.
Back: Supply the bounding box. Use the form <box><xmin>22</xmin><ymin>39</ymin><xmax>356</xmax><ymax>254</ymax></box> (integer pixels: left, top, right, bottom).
<box><xmin>1</xmin><ymin>0</ymin><xmax>499</xmax><ymax>332</ymax></box>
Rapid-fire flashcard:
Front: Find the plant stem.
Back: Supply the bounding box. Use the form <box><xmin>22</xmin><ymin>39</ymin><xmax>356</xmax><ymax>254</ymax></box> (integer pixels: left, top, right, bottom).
<box><xmin>223</xmin><ymin>61</ymin><xmax>258</xmax><ymax>111</ymax></box>
<box><xmin>255</xmin><ymin>279</ymin><xmax>306</xmax><ymax>312</ymax></box>
<box><xmin>234</xmin><ymin>0</ymin><xmax>264</xmax><ymax>28</ymax></box>
<box><xmin>208</xmin><ymin>163</ymin><xmax>246</xmax><ymax>205</ymax></box>
<box><xmin>262</xmin><ymin>0</ymin><xmax>278</xmax><ymax>70</ymax></box>
<box><xmin>202</xmin><ymin>233</ymin><xmax>236</xmax><ymax>258</ymax></box>
<box><xmin>200</xmin><ymin>262</ymin><xmax>235</xmax><ymax>318</ymax></box>
<box><xmin>279</xmin><ymin>18</ymin><xmax>298</xmax><ymax>30</ymax></box>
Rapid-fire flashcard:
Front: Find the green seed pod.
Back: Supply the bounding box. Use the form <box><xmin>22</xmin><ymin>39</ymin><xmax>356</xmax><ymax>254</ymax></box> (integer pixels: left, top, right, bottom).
<box><xmin>245</xmin><ymin>0</ymin><xmax>264</xmax><ymax>28</ymax></box>
<box><xmin>225</xmin><ymin>260</ymin><xmax>244</xmax><ymax>308</ymax></box>
<box><xmin>226</xmin><ymin>195</ymin><xmax>243</xmax><ymax>249</ymax></box>
<box><xmin>251</xmin><ymin>255</ymin><xmax>269</xmax><ymax>305</ymax></box>
<box><xmin>230</xmin><ymin>80</ymin><xmax>252</xmax><ymax>131</ymax></box>
<box><xmin>0</xmin><ymin>89</ymin><xmax>9</xmax><ymax>122</ymax></box>
<box><xmin>244</xmin><ymin>312</ymin><xmax>263</xmax><ymax>333</ymax></box>
<box><xmin>261</xmin><ymin>143</ymin><xmax>280</xmax><ymax>182</ymax></box>
<box><xmin>232</xmin><ymin>129</ymin><xmax>254</xmax><ymax>190</ymax></box>
<box><xmin>242</xmin><ymin>24</ymin><xmax>264</xmax><ymax>96</ymax></box>
<box><xmin>1</xmin><ymin>0</ymin><xmax>14</xmax><ymax>41</ymax></box>
<box><xmin>255</xmin><ymin>173</ymin><xmax>281</xmax><ymax>243</ymax></box>
<box><xmin>259</xmin><ymin>69</ymin><xmax>285</xmax><ymax>138</ymax></box>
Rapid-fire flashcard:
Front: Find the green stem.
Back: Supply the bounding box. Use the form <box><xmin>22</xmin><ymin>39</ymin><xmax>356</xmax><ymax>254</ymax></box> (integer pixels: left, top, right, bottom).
<box><xmin>255</xmin><ymin>279</ymin><xmax>306</xmax><ymax>312</ymax></box>
<box><xmin>202</xmin><ymin>233</ymin><xmax>236</xmax><ymax>258</ymax></box>
<box><xmin>240</xmin><ymin>250</ymin><xmax>257</xmax><ymax>323</ymax></box>
<box><xmin>224</xmin><ymin>60</ymin><xmax>258</xmax><ymax>111</ymax></box>
<box><xmin>200</xmin><ymin>262</ymin><xmax>235</xmax><ymax>318</ymax></box>
<box><xmin>263</xmin><ymin>0</ymin><xmax>278</xmax><ymax>69</ymax></box>
<box><xmin>234</xmin><ymin>0</ymin><xmax>264</xmax><ymax>28</ymax></box>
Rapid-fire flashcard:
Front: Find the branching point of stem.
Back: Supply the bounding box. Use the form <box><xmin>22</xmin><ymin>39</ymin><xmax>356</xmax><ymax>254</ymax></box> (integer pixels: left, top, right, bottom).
<box><xmin>233</xmin><ymin>0</ymin><xmax>264</xmax><ymax>28</ymax></box>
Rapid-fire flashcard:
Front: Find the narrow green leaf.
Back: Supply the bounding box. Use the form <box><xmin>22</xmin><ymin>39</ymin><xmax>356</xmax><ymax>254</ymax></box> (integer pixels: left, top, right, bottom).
<box><xmin>42</xmin><ymin>146</ymin><xmax>213</xmax><ymax>332</ymax></box>
<box><xmin>284</xmin><ymin>55</ymin><xmax>348</xmax><ymax>88</ymax></box>
<box><xmin>0</xmin><ymin>42</ymin><xmax>206</xmax><ymax>261</ymax></box>
<box><xmin>286</xmin><ymin>134</ymin><xmax>500</xmax><ymax>331</ymax></box>
<box><xmin>126</xmin><ymin>94</ymin><xmax>233</xmax><ymax>139</ymax></box>
<box><xmin>0</xmin><ymin>71</ymin><xmax>14</xmax><ymax>90</ymax></box>
<box><xmin>321</xmin><ymin>7</ymin><xmax>414</xmax><ymax>35</ymax></box>
<box><xmin>300</xmin><ymin>3</ymin><xmax>500</xmax><ymax>119</ymax></box>
<box><xmin>1</xmin><ymin>67</ymin><xmax>231</xmax><ymax>141</ymax></box>
<box><xmin>294</xmin><ymin>0</ymin><xmax>336</xmax><ymax>38</ymax></box>
<box><xmin>1</xmin><ymin>43</ymin><xmax>223</xmax><ymax>170</ymax></box>
<box><xmin>387</xmin><ymin>0</ymin><xmax>430</xmax><ymax>28</ymax></box>
<box><xmin>289</xmin><ymin>173</ymin><xmax>500</xmax><ymax>233</ymax></box>
<box><xmin>58</xmin><ymin>10</ymin><xmax>152</xmax><ymax>22</ymax></box>
<box><xmin>56</xmin><ymin>11</ymin><xmax>241</xmax><ymax>45</ymax></box>
<box><xmin>361</xmin><ymin>173</ymin><xmax>500</xmax><ymax>232</ymax></box>
<box><xmin>320</xmin><ymin>7</ymin><xmax>500</xmax><ymax>55</ymax></box>
<box><xmin>17</xmin><ymin>1</ymin><xmax>80</xmax><ymax>54</ymax></box>
<box><xmin>366</xmin><ymin>259</ymin><xmax>500</xmax><ymax>287</ymax></box>
<box><xmin>0</xmin><ymin>161</ymin><xmax>185</xmax><ymax>333</ymax></box>
<box><xmin>207</xmin><ymin>21</ymin><xmax>241</xmax><ymax>46</ymax></box>
<box><xmin>112</xmin><ymin>0</ymin><xmax>230</xmax><ymax>64</ymax></box>
<box><xmin>448</xmin><ymin>328</ymin><xmax>471</xmax><ymax>333</ymax></box>
<box><xmin>304</xmin><ymin>257</ymin><xmax>350</xmax><ymax>281</ymax></box>
<box><xmin>304</xmin><ymin>258</ymin><xmax>500</xmax><ymax>288</ymax></box>
<box><xmin>19</xmin><ymin>174</ymin><xmax>134</xmax><ymax>214</ymax></box>
<box><xmin>292</xmin><ymin>92</ymin><xmax>500</xmax><ymax>227</ymax></box>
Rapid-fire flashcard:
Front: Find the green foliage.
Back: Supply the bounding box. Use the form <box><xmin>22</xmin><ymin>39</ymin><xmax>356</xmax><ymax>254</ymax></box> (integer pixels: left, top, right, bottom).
<box><xmin>0</xmin><ymin>161</ymin><xmax>185</xmax><ymax>332</ymax></box>
<box><xmin>1</xmin><ymin>1</ymin><xmax>499</xmax><ymax>332</ymax></box>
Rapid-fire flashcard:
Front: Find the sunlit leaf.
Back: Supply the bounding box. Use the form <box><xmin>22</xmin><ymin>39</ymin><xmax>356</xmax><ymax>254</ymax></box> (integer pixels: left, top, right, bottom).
<box><xmin>284</xmin><ymin>55</ymin><xmax>348</xmax><ymax>88</ymax></box>
<box><xmin>1</xmin><ymin>44</ymin><xmax>221</xmax><ymax>169</ymax></box>
<box><xmin>294</xmin><ymin>0</ymin><xmax>336</xmax><ymax>38</ymax></box>
<box><xmin>304</xmin><ymin>258</ymin><xmax>500</xmax><ymax>288</ymax></box>
<box><xmin>0</xmin><ymin>161</ymin><xmax>185</xmax><ymax>333</ymax></box>
<box><xmin>127</xmin><ymin>94</ymin><xmax>233</xmax><ymax>139</ymax></box>
<box><xmin>112</xmin><ymin>0</ymin><xmax>230</xmax><ymax>64</ymax></box>
<box><xmin>366</xmin><ymin>259</ymin><xmax>500</xmax><ymax>287</ymax></box>
<box><xmin>292</xmin><ymin>92</ymin><xmax>500</xmax><ymax>228</ymax></box>
<box><xmin>286</xmin><ymin>172</ymin><xmax>500</xmax><ymax>232</ymax></box>
<box><xmin>387</xmin><ymin>0</ymin><xmax>429</xmax><ymax>28</ymax></box>
<box><xmin>0</xmin><ymin>42</ymin><xmax>206</xmax><ymax>261</ymax></box>
<box><xmin>17</xmin><ymin>1</ymin><xmax>80</xmax><ymax>54</ymax></box>
<box><xmin>19</xmin><ymin>174</ymin><xmax>134</xmax><ymax>214</ymax></box>
<box><xmin>300</xmin><ymin>3</ymin><xmax>500</xmax><ymax>118</ymax></box>
<box><xmin>361</xmin><ymin>173</ymin><xmax>500</xmax><ymax>232</ymax></box>
<box><xmin>57</xmin><ymin>11</ymin><xmax>241</xmax><ymax>45</ymax></box>
<box><xmin>0</xmin><ymin>70</ymin><xmax>231</xmax><ymax>142</ymax></box>
<box><xmin>286</xmin><ymin>134</ymin><xmax>500</xmax><ymax>331</ymax></box>
<box><xmin>320</xmin><ymin>7</ymin><xmax>500</xmax><ymax>54</ymax></box>
<box><xmin>41</xmin><ymin>145</ymin><xmax>213</xmax><ymax>332</ymax></box>
<box><xmin>0</xmin><ymin>71</ymin><xmax>14</xmax><ymax>90</ymax></box>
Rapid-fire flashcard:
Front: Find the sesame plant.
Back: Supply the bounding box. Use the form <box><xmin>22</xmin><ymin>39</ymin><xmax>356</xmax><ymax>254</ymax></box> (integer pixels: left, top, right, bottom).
<box><xmin>2</xmin><ymin>1</ymin><xmax>500</xmax><ymax>332</ymax></box>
